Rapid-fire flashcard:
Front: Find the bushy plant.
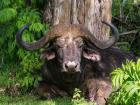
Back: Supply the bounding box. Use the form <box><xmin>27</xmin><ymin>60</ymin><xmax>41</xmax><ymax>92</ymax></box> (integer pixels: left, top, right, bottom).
<box><xmin>112</xmin><ymin>0</ymin><xmax>140</xmax><ymax>55</ymax></box>
<box><xmin>0</xmin><ymin>0</ymin><xmax>48</xmax><ymax>94</ymax></box>
<box><xmin>108</xmin><ymin>59</ymin><xmax>140</xmax><ymax>105</ymax></box>
<box><xmin>72</xmin><ymin>88</ymin><xmax>95</xmax><ymax>105</ymax></box>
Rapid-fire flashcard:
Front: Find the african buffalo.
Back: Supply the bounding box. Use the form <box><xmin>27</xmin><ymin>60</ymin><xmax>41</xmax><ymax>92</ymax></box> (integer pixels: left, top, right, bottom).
<box><xmin>16</xmin><ymin>22</ymin><xmax>136</xmax><ymax>105</ymax></box>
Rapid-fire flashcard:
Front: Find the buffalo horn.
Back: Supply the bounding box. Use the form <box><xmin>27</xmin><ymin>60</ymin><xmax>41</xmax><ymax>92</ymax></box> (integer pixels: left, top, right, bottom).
<box><xmin>90</xmin><ymin>21</ymin><xmax>119</xmax><ymax>49</ymax></box>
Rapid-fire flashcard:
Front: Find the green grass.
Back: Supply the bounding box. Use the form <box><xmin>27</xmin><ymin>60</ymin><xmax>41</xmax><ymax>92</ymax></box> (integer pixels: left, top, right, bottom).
<box><xmin>0</xmin><ymin>94</ymin><xmax>94</xmax><ymax>105</ymax></box>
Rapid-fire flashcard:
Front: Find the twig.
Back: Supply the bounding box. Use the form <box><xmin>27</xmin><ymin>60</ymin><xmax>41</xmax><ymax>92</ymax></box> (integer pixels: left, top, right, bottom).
<box><xmin>112</xmin><ymin>16</ymin><xmax>137</xmax><ymax>29</ymax></box>
<box><xmin>113</xmin><ymin>16</ymin><xmax>129</xmax><ymax>26</ymax></box>
<box><xmin>119</xmin><ymin>30</ymin><xmax>138</xmax><ymax>36</ymax></box>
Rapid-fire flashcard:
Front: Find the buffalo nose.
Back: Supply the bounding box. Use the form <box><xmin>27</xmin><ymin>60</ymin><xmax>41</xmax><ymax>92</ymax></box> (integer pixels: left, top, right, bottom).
<box><xmin>65</xmin><ymin>61</ymin><xmax>78</xmax><ymax>70</ymax></box>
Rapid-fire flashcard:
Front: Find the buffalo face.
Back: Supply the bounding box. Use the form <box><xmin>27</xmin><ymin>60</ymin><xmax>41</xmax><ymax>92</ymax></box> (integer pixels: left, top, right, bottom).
<box><xmin>57</xmin><ymin>36</ymin><xmax>82</xmax><ymax>73</ymax></box>
<box><xmin>41</xmin><ymin>35</ymin><xmax>103</xmax><ymax>74</ymax></box>
<box><xmin>41</xmin><ymin>35</ymin><xmax>100</xmax><ymax>74</ymax></box>
<box><xmin>41</xmin><ymin>35</ymin><xmax>83</xmax><ymax>74</ymax></box>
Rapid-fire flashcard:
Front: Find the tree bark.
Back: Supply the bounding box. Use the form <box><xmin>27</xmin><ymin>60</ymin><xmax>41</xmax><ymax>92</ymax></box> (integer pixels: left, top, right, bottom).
<box><xmin>43</xmin><ymin>0</ymin><xmax>112</xmax><ymax>41</ymax></box>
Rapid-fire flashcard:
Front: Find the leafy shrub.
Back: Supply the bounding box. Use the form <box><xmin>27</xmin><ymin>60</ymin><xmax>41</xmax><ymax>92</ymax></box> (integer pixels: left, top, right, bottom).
<box><xmin>72</xmin><ymin>88</ymin><xmax>82</xmax><ymax>99</ymax></box>
<box><xmin>0</xmin><ymin>0</ymin><xmax>48</xmax><ymax>94</ymax></box>
<box><xmin>0</xmin><ymin>8</ymin><xmax>17</xmax><ymax>23</ymax></box>
<box><xmin>112</xmin><ymin>0</ymin><xmax>140</xmax><ymax>55</ymax></box>
<box><xmin>108</xmin><ymin>59</ymin><xmax>140</xmax><ymax>105</ymax></box>
<box><xmin>72</xmin><ymin>88</ymin><xmax>95</xmax><ymax>105</ymax></box>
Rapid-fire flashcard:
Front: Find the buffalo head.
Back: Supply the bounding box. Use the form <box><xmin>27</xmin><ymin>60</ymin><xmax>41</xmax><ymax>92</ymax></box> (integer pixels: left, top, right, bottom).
<box><xmin>16</xmin><ymin>22</ymin><xmax>119</xmax><ymax>74</ymax></box>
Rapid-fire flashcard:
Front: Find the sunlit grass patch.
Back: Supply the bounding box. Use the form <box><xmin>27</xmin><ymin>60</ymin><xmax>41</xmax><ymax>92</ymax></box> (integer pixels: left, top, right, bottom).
<box><xmin>0</xmin><ymin>94</ymin><xmax>94</xmax><ymax>105</ymax></box>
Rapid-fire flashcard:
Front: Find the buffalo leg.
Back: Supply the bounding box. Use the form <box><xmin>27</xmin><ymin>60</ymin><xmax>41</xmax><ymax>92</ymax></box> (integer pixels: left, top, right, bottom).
<box><xmin>35</xmin><ymin>81</ymin><xmax>68</xmax><ymax>99</ymax></box>
<box><xmin>83</xmin><ymin>78</ymin><xmax>112</xmax><ymax>105</ymax></box>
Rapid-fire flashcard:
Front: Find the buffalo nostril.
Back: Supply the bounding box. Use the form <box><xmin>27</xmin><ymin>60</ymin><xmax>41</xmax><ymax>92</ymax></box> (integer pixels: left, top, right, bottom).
<box><xmin>65</xmin><ymin>64</ymin><xmax>68</xmax><ymax>69</ymax></box>
<box><xmin>74</xmin><ymin>64</ymin><xmax>78</xmax><ymax>69</ymax></box>
<box><xmin>65</xmin><ymin>61</ymin><xmax>78</xmax><ymax>69</ymax></box>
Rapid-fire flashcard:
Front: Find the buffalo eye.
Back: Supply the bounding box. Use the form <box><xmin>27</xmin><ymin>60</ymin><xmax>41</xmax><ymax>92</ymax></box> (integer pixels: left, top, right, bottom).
<box><xmin>75</xmin><ymin>38</ymin><xmax>84</xmax><ymax>48</ymax></box>
<box><xmin>56</xmin><ymin>38</ymin><xmax>65</xmax><ymax>48</ymax></box>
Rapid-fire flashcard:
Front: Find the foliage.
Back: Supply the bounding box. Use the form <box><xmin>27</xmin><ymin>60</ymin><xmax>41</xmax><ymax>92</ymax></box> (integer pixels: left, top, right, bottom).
<box><xmin>0</xmin><ymin>8</ymin><xmax>17</xmax><ymax>23</ymax></box>
<box><xmin>72</xmin><ymin>88</ymin><xmax>82</xmax><ymax>99</ymax></box>
<box><xmin>108</xmin><ymin>59</ymin><xmax>140</xmax><ymax>105</ymax></box>
<box><xmin>112</xmin><ymin>0</ymin><xmax>140</xmax><ymax>55</ymax></box>
<box><xmin>0</xmin><ymin>0</ymin><xmax>48</xmax><ymax>93</ymax></box>
<box><xmin>71</xmin><ymin>88</ymin><xmax>95</xmax><ymax>105</ymax></box>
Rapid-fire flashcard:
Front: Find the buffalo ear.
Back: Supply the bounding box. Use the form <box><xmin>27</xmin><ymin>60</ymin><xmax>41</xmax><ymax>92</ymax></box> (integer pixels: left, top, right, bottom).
<box><xmin>40</xmin><ymin>50</ymin><xmax>55</xmax><ymax>60</ymax></box>
<box><xmin>83</xmin><ymin>51</ymin><xmax>101</xmax><ymax>61</ymax></box>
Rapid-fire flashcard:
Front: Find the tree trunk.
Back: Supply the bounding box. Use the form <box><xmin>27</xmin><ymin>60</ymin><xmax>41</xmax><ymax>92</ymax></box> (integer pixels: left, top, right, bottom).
<box><xmin>43</xmin><ymin>0</ymin><xmax>112</xmax><ymax>41</ymax></box>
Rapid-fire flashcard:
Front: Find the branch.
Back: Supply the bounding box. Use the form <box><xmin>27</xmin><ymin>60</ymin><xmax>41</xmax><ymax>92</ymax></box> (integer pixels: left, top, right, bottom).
<box><xmin>113</xmin><ymin>16</ymin><xmax>129</xmax><ymax>26</ymax></box>
<box><xmin>112</xmin><ymin>16</ymin><xmax>137</xmax><ymax>29</ymax></box>
<box><xmin>119</xmin><ymin>30</ymin><xmax>138</xmax><ymax>36</ymax></box>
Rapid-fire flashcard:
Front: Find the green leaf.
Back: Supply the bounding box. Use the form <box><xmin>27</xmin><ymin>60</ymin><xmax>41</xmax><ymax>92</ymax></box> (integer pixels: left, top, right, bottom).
<box><xmin>110</xmin><ymin>59</ymin><xmax>140</xmax><ymax>104</ymax></box>
<box><xmin>30</xmin><ymin>22</ymin><xmax>44</xmax><ymax>32</ymax></box>
<box><xmin>0</xmin><ymin>8</ymin><xmax>17</xmax><ymax>23</ymax></box>
<box><xmin>0</xmin><ymin>0</ymin><xmax>11</xmax><ymax>7</ymax></box>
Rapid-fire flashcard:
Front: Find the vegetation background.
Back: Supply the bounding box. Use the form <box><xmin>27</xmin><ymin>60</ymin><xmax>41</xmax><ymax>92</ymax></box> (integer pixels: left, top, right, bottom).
<box><xmin>0</xmin><ymin>0</ymin><xmax>140</xmax><ymax>105</ymax></box>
